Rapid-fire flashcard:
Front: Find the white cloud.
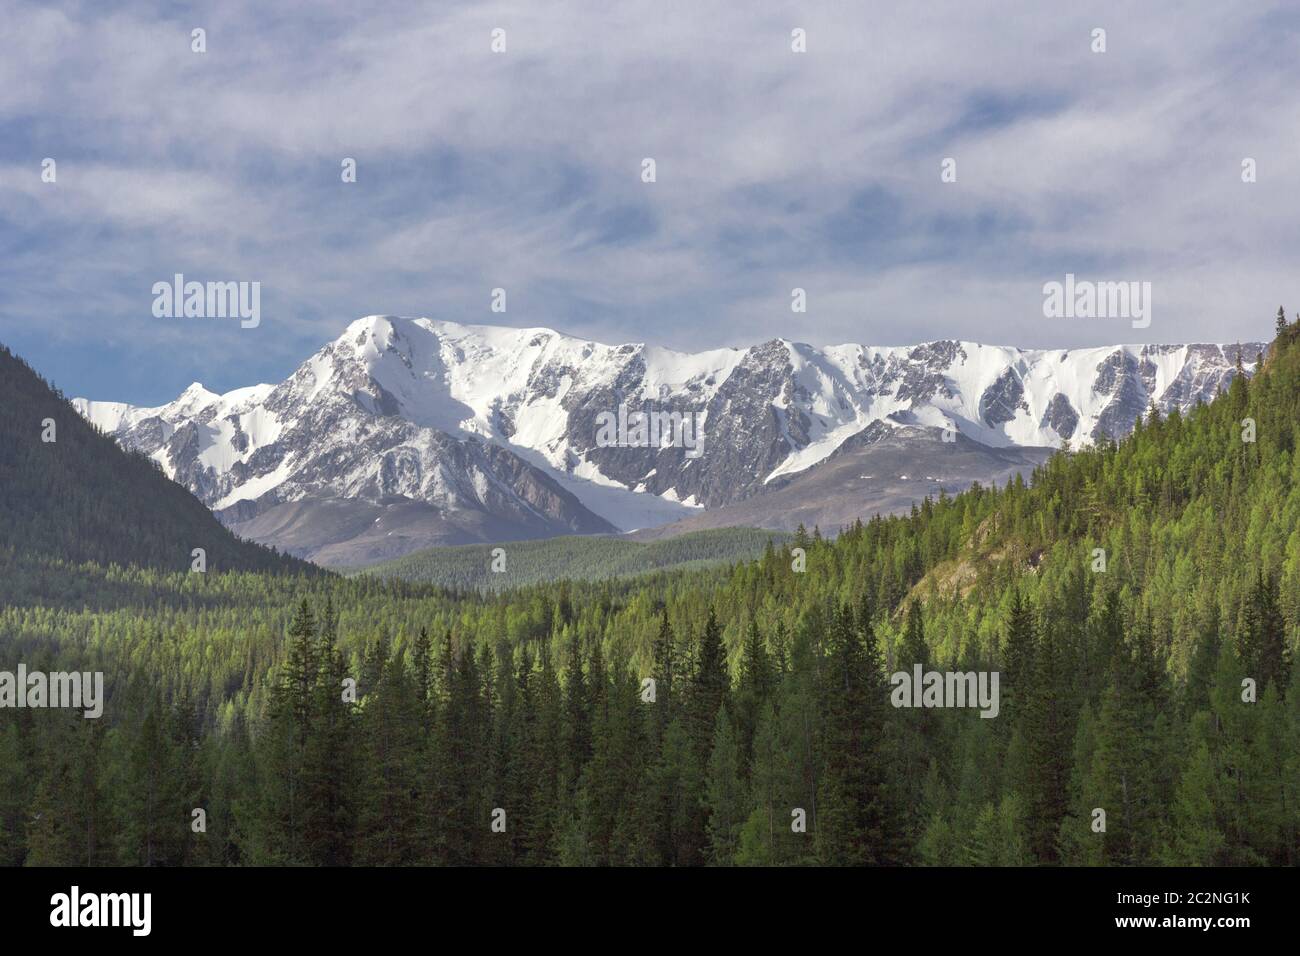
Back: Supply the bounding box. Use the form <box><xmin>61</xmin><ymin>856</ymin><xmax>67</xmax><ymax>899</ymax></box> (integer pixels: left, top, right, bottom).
<box><xmin>1</xmin><ymin>0</ymin><xmax>1296</xmax><ymax>403</ymax></box>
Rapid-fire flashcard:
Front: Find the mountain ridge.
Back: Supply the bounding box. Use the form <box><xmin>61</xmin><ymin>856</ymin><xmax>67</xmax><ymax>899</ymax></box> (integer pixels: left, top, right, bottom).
<box><xmin>72</xmin><ymin>316</ymin><xmax>1264</xmax><ymax>564</ymax></box>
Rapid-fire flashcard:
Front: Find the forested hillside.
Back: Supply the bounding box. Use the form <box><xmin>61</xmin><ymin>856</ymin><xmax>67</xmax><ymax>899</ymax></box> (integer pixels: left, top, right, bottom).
<box><xmin>359</xmin><ymin>527</ymin><xmax>791</xmax><ymax>589</ymax></box>
<box><xmin>2</xmin><ymin>326</ymin><xmax>1297</xmax><ymax>866</ymax></box>
<box><xmin>0</xmin><ymin>345</ymin><xmax>316</xmax><ymax>581</ymax></box>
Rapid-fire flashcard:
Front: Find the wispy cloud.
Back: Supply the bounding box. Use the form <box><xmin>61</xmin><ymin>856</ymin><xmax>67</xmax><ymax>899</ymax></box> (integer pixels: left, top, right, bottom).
<box><xmin>1</xmin><ymin>0</ymin><xmax>1296</xmax><ymax>403</ymax></box>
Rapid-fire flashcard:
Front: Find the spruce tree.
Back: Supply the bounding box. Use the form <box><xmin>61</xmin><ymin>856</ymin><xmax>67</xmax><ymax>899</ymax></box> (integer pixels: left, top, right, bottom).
<box><xmin>1020</xmin><ymin>620</ymin><xmax>1074</xmax><ymax>862</ymax></box>
<box><xmin>815</xmin><ymin>603</ymin><xmax>890</xmax><ymax>864</ymax></box>
<box><xmin>736</xmin><ymin>618</ymin><xmax>773</xmax><ymax>777</ymax></box>
<box><xmin>1241</xmin><ymin>571</ymin><xmax>1290</xmax><ymax>696</ymax></box>
<box><xmin>704</xmin><ymin>704</ymin><xmax>745</xmax><ymax>864</ymax></box>
<box><xmin>1001</xmin><ymin>587</ymin><xmax>1035</xmax><ymax>724</ymax></box>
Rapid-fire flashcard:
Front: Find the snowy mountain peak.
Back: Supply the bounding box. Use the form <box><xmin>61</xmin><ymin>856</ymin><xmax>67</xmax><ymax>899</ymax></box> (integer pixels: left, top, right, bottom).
<box><xmin>172</xmin><ymin>381</ymin><xmax>219</xmax><ymax>412</ymax></box>
<box><xmin>74</xmin><ymin>318</ymin><xmax>1265</xmax><ymax>564</ymax></box>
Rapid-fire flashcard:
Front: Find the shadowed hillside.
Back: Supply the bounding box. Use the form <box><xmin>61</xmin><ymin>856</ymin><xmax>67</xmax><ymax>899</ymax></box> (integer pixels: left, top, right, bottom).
<box><xmin>0</xmin><ymin>344</ymin><xmax>320</xmax><ymax>591</ymax></box>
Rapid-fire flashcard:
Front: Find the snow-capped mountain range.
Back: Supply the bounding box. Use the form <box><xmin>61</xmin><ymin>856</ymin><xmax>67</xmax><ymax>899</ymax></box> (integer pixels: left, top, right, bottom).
<box><xmin>73</xmin><ymin>316</ymin><xmax>1263</xmax><ymax>565</ymax></box>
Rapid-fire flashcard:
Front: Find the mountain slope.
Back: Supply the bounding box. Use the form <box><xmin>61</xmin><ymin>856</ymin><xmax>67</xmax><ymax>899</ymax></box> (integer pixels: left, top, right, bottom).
<box><xmin>76</xmin><ymin>319</ymin><xmax>621</xmax><ymax>565</ymax></box>
<box><xmin>0</xmin><ymin>344</ymin><xmax>317</xmax><ymax>580</ymax></box>
<box><xmin>360</xmin><ymin>526</ymin><xmax>790</xmax><ymax>590</ymax></box>
<box><xmin>74</xmin><ymin>316</ymin><xmax>1264</xmax><ymax>563</ymax></box>
<box><xmin>630</xmin><ymin>423</ymin><xmax>1055</xmax><ymax>540</ymax></box>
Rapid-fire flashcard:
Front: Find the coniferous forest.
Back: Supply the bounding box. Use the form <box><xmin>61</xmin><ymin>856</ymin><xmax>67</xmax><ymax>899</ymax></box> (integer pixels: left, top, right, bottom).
<box><xmin>2</xmin><ymin>325</ymin><xmax>1299</xmax><ymax>867</ymax></box>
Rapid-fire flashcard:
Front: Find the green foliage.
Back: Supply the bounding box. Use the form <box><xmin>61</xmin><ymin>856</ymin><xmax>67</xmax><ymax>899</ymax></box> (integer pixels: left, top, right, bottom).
<box><xmin>3</xmin><ymin>324</ymin><xmax>1300</xmax><ymax>865</ymax></box>
<box><xmin>357</xmin><ymin>528</ymin><xmax>791</xmax><ymax>590</ymax></box>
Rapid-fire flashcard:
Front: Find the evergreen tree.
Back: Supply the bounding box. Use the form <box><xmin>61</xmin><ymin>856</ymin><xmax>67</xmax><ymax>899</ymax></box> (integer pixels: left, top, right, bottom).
<box><xmin>705</xmin><ymin>704</ymin><xmax>745</xmax><ymax>864</ymax></box>
<box><xmin>815</xmin><ymin>603</ymin><xmax>890</xmax><ymax>864</ymax></box>
<box><xmin>1001</xmin><ymin>587</ymin><xmax>1035</xmax><ymax>724</ymax></box>
<box><xmin>302</xmin><ymin>607</ymin><xmax>357</xmax><ymax>866</ymax></box>
<box><xmin>736</xmin><ymin>618</ymin><xmax>773</xmax><ymax>777</ymax></box>
<box><xmin>1020</xmin><ymin>620</ymin><xmax>1074</xmax><ymax>862</ymax></box>
<box><xmin>1164</xmin><ymin>735</ymin><xmax>1225</xmax><ymax>865</ymax></box>
<box><xmin>1241</xmin><ymin>571</ymin><xmax>1290</xmax><ymax>696</ymax></box>
<box><xmin>117</xmin><ymin>700</ymin><xmax>192</xmax><ymax>866</ymax></box>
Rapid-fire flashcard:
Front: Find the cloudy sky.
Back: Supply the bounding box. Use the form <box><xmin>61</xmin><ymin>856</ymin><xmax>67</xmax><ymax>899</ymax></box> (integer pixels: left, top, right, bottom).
<box><xmin>2</xmin><ymin>0</ymin><xmax>1298</xmax><ymax>405</ymax></box>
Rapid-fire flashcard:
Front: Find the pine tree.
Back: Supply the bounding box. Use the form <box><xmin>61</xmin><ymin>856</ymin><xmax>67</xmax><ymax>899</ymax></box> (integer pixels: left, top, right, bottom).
<box><xmin>354</xmin><ymin>651</ymin><xmax>427</xmax><ymax>865</ymax></box>
<box><xmin>650</xmin><ymin>608</ymin><xmax>677</xmax><ymax>738</ymax></box>
<box><xmin>25</xmin><ymin>755</ymin><xmax>81</xmax><ymax>865</ymax></box>
<box><xmin>1241</xmin><ymin>571</ymin><xmax>1290</xmax><ymax>696</ymax></box>
<box><xmin>1164</xmin><ymin>736</ymin><xmax>1225</xmax><ymax>865</ymax></box>
<box><xmin>117</xmin><ymin>700</ymin><xmax>191</xmax><ymax>866</ymax></box>
<box><xmin>1020</xmin><ymin>620</ymin><xmax>1074</xmax><ymax>862</ymax></box>
<box><xmin>690</xmin><ymin>608</ymin><xmax>729</xmax><ymax>753</ymax></box>
<box><xmin>815</xmin><ymin>603</ymin><xmax>890</xmax><ymax>864</ymax></box>
<box><xmin>898</xmin><ymin>601</ymin><xmax>929</xmax><ymax>670</ymax></box>
<box><xmin>205</xmin><ymin>716</ymin><xmax>256</xmax><ymax>866</ymax></box>
<box><xmin>704</xmin><ymin>704</ymin><xmax>745</xmax><ymax>865</ymax></box>
<box><xmin>736</xmin><ymin>618</ymin><xmax>773</xmax><ymax>777</ymax></box>
<box><xmin>253</xmin><ymin>599</ymin><xmax>321</xmax><ymax>864</ymax></box>
<box><xmin>888</xmin><ymin>600</ymin><xmax>936</xmax><ymax>857</ymax></box>
<box><xmin>1001</xmin><ymin>588</ymin><xmax>1035</xmax><ymax>724</ymax></box>
<box><xmin>302</xmin><ymin>607</ymin><xmax>357</xmax><ymax>866</ymax></box>
<box><xmin>1184</xmin><ymin>620</ymin><xmax>1221</xmax><ymax>717</ymax></box>
<box><xmin>436</xmin><ymin>639</ymin><xmax>488</xmax><ymax>865</ymax></box>
<box><xmin>524</xmin><ymin>642</ymin><xmax>562</xmax><ymax>865</ymax></box>
<box><xmin>561</xmin><ymin>632</ymin><xmax>592</xmax><ymax>792</ymax></box>
<box><xmin>1086</xmin><ymin>679</ymin><xmax>1157</xmax><ymax>864</ymax></box>
<box><xmin>651</xmin><ymin>606</ymin><xmax>725</xmax><ymax>864</ymax></box>
<box><xmin>411</xmin><ymin>624</ymin><xmax>432</xmax><ymax>709</ymax></box>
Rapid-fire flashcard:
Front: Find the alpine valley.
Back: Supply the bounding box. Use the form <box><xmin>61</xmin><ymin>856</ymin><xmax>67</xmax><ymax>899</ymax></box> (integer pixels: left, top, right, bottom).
<box><xmin>73</xmin><ymin>316</ymin><xmax>1264</xmax><ymax>566</ymax></box>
